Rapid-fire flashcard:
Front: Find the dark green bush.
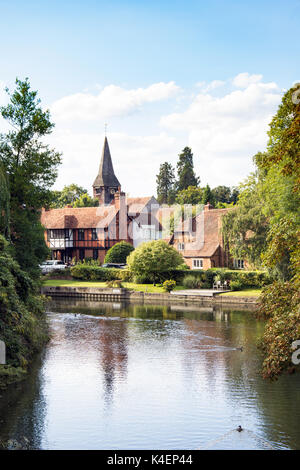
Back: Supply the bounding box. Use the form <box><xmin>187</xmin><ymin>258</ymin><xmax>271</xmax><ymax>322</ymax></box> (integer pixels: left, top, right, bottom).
<box><xmin>70</xmin><ymin>264</ymin><xmax>134</xmax><ymax>282</ymax></box>
<box><xmin>104</xmin><ymin>241</ymin><xmax>134</xmax><ymax>264</ymax></box>
<box><xmin>230</xmin><ymin>280</ymin><xmax>243</xmax><ymax>291</ymax></box>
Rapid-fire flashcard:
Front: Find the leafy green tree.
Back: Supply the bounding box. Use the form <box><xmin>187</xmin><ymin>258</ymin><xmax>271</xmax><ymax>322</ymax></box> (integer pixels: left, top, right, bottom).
<box><xmin>0</xmin><ymin>234</ymin><xmax>48</xmax><ymax>387</ymax></box>
<box><xmin>257</xmin><ymin>86</ymin><xmax>300</xmax><ymax>379</ymax></box>
<box><xmin>104</xmin><ymin>241</ymin><xmax>134</xmax><ymax>264</ymax></box>
<box><xmin>201</xmin><ymin>184</ymin><xmax>215</xmax><ymax>206</ymax></box>
<box><xmin>0</xmin><ymin>165</ymin><xmax>10</xmax><ymax>239</ymax></box>
<box><xmin>127</xmin><ymin>240</ymin><xmax>184</xmax><ymax>282</ymax></box>
<box><xmin>176</xmin><ymin>147</ymin><xmax>199</xmax><ymax>191</ymax></box>
<box><xmin>73</xmin><ymin>193</ymin><xmax>99</xmax><ymax>208</ymax></box>
<box><xmin>0</xmin><ymin>78</ymin><xmax>61</xmax><ymax>275</ymax></box>
<box><xmin>222</xmin><ymin>174</ymin><xmax>268</xmax><ymax>268</ymax></box>
<box><xmin>211</xmin><ymin>185</ymin><xmax>239</xmax><ymax>205</ymax></box>
<box><xmin>175</xmin><ymin>185</ymin><xmax>204</xmax><ymax>205</ymax></box>
<box><xmin>211</xmin><ymin>185</ymin><xmax>231</xmax><ymax>204</ymax></box>
<box><xmin>50</xmin><ymin>184</ymin><xmax>98</xmax><ymax>208</ymax></box>
<box><xmin>156</xmin><ymin>162</ymin><xmax>176</xmax><ymax>204</ymax></box>
<box><xmin>222</xmin><ymin>84</ymin><xmax>300</xmax><ymax>379</ymax></box>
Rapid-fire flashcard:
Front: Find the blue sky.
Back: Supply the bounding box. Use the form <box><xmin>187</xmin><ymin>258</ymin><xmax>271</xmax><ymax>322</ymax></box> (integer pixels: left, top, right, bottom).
<box><xmin>0</xmin><ymin>0</ymin><xmax>299</xmax><ymax>195</ymax></box>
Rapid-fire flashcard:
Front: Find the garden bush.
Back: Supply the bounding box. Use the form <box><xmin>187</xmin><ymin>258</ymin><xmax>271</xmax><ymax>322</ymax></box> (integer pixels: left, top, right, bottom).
<box><xmin>163</xmin><ymin>280</ymin><xmax>176</xmax><ymax>292</ymax></box>
<box><xmin>70</xmin><ymin>264</ymin><xmax>133</xmax><ymax>282</ymax></box>
<box><xmin>230</xmin><ymin>280</ymin><xmax>243</xmax><ymax>291</ymax></box>
<box><xmin>104</xmin><ymin>241</ymin><xmax>134</xmax><ymax>264</ymax></box>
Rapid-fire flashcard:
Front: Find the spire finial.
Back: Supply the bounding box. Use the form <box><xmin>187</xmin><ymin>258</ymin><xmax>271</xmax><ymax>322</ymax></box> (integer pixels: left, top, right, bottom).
<box><xmin>104</xmin><ymin>122</ymin><xmax>107</xmax><ymax>137</ymax></box>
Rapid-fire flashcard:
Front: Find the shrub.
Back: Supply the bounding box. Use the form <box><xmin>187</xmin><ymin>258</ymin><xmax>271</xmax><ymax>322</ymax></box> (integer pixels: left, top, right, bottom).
<box><xmin>106</xmin><ymin>280</ymin><xmax>123</xmax><ymax>288</ymax></box>
<box><xmin>183</xmin><ymin>274</ymin><xmax>202</xmax><ymax>289</ymax></box>
<box><xmin>230</xmin><ymin>280</ymin><xmax>243</xmax><ymax>291</ymax></box>
<box><xmin>127</xmin><ymin>240</ymin><xmax>184</xmax><ymax>282</ymax></box>
<box><xmin>163</xmin><ymin>280</ymin><xmax>176</xmax><ymax>292</ymax></box>
<box><xmin>70</xmin><ymin>265</ymin><xmax>132</xmax><ymax>282</ymax></box>
<box><xmin>104</xmin><ymin>241</ymin><xmax>134</xmax><ymax>264</ymax></box>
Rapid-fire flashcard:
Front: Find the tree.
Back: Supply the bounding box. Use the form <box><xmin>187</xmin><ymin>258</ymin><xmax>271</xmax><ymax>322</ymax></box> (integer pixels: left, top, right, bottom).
<box><xmin>201</xmin><ymin>184</ymin><xmax>215</xmax><ymax>206</ymax></box>
<box><xmin>257</xmin><ymin>85</ymin><xmax>300</xmax><ymax>379</ymax></box>
<box><xmin>50</xmin><ymin>184</ymin><xmax>98</xmax><ymax>208</ymax></box>
<box><xmin>73</xmin><ymin>193</ymin><xmax>99</xmax><ymax>208</ymax></box>
<box><xmin>211</xmin><ymin>185</ymin><xmax>239</xmax><ymax>205</ymax></box>
<box><xmin>0</xmin><ymin>234</ymin><xmax>48</xmax><ymax>387</ymax></box>
<box><xmin>222</xmin><ymin>174</ymin><xmax>268</xmax><ymax>268</ymax></box>
<box><xmin>127</xmin><ymin>240</ymin><xmax>184</xmax><ymax>282</ymax></box>
<box><xmin>0</xmin><ymin>165</ymin><xmax>10</xmax><ymax>239</ymax></box>
<box><xmin>104</xmin><ymin>241</ymin><xmax>134</xmax><ymax>264</ymax></box>
<box><xmin>222</xmin><ymin>84</ymin><xmax>300</xmax><ymax>379</ymax></box>
<box><xmin>176</xmin><ymin>147</ymin><xmax>199</xmax><ymax>191</ymax></box>
<box><xmin>175</xmin><ymin>185</ymin><xmax>204</xmax><ymax>205</ymax></box>
<box><xmin>156</xmin><ymin>162</ymin><xmax>176</xmax><ymax>204</ymax></box>
<box><xmin>0</xmin><ymin>78</ymin><xmax>61</xmax><ymax>275</ymax></box>
<box><xmin>211</xmin><ymin>185</ymin><xmax>231</xmax><ymax>204</ymax></box>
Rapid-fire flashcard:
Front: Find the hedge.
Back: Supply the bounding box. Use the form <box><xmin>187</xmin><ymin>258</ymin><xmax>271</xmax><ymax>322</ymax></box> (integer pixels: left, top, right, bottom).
<box><xmin>69</xmin><ymin>264</ymin><xmax>272</xmax><ymax>288</ymax></box>
<box><xmin>70</xmin><ymin>264</ymin><xmax>134</xmax><ymax>282</ymax></box>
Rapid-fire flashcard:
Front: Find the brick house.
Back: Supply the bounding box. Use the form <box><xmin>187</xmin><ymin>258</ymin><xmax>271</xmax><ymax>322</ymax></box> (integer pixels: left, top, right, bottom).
<box><xmin>169</xmin><ymin>203</ymin><xmax>231</xmax><ymax>270</ymax></box>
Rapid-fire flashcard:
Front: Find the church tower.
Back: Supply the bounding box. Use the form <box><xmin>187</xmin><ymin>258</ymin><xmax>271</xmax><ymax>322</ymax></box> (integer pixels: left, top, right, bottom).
<box><xmin>93</xmin><ymin>137</ymin><xmax>121</xmax><ymax>205</ymax></box>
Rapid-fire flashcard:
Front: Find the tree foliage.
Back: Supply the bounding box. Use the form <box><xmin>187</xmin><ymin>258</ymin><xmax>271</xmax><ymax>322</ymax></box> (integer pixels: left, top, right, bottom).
<box><xmin>0</xmin><ymin>235</ymin><xmax>48</xmax><ymax>387</ymax></box>
<box><xmin>0</xmin><ymin>78</ymin><xmax>61</xmax><ymax>275</ymax></box>
<box><xmin>127</xmin><ymin>240</ymin><xmax>184</xmax><ymax>281</ymax></box>
<box><xmin>50</xmin><ymin>184</ymin><xmax>99</xmax><ymax>208</ymax></box>
<box><xmin>176</xmin><ymin>147</ymin><xmax>199</xmax><ymax>191</ymax></box>
<box><xmin>104</xmin><ymin>241</ymin><xmax>134</xmax><ymax>264</ymax></box>
<box><xmin>0</xmin><ymin>165</ymin><xmax>10</xmax><ymax>239</ymax></box>
<box><xmin>175</xmin><ymin>186</ymin><xmax>203</xmax><ymax>205</ymax></box>
<box><xmin>156</xmin><ymin>162</ymin><xmax>176</xmax><ymax>204</ymax></box>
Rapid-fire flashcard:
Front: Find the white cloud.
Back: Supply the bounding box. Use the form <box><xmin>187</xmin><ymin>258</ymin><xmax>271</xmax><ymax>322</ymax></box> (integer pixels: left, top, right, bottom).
<box><xmin>1</xmin><ymin>73</ymin><xmax>283</xmax><ymax>195</ymax></box>
<box><xmin>196</xmin><ymin>79</ymin><xmax>226</xmax><ymax>93</ymax></box>
<box><xmin>232</xmin><ymin>72</ymin><xmax>263</xmax><ymax>88</ymax></box>
<box><xmin>51</xmin><ymin>81</ymin><xmax>180</xmax><ymax>122</ymax></box>
<box><xmin>160</xmin><ymin>73</ymin><xmax>282</xmax><ymax>186</ymax></box>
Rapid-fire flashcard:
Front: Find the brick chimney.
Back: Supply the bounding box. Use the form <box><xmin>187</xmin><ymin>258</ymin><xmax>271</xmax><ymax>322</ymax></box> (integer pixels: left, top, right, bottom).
<box><xmin>204</xmin><ymin>202</ymin><xmax>213</xmax><ymax>211</ymax></box>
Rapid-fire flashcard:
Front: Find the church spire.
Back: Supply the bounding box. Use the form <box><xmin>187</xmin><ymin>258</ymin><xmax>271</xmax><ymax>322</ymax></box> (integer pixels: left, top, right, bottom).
<box><xmin>93</xmin><ymin>137</ymin><xmax>121</xmax><ymax>204</ymax></box>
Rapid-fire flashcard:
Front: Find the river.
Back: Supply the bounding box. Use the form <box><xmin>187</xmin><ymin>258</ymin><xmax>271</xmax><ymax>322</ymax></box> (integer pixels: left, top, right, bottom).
<box><xmin>0</xmin><ymin>299</ymin><xmax>299</xmax><ymax>450</ymax></box>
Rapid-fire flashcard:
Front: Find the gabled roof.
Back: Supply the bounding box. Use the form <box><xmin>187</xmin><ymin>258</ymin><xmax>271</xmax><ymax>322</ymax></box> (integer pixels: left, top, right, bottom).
<box><xmin>173</xmin><ymin>207</ymin><xmax>229</xmax><ymax>258</ymax></box>
<box><xmin>127</xmin><ymin>196</ymin><xmax>158</xmax><ymax>216</ymax></box>
<box><xmin>93</xmin><ymin>137</ymin><xmax>121</xmax><ymax>188</ymax></box>
<box><xmin>41</xmin><ymin>206</ymin><xmax>118</xmax><ymax>229</ymax></box>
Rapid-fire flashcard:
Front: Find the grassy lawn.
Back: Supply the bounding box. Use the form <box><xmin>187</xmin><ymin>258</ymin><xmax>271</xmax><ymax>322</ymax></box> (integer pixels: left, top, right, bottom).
<box><xmin>42</xmin><ymin>279</ymin><xmax>186</xmax><ymax>294</ymax></box>
<box><xmin>219</xmin><ymin>288</ymin><xmax>262</xmax><ymax>297</ymax></box>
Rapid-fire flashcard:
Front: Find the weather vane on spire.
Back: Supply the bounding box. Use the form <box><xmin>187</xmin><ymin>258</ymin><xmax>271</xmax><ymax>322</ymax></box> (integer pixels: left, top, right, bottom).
<box><xmin>104</xmin><ymin>122</ymin><xmax>108</xmax><ymax>137</ymax></box>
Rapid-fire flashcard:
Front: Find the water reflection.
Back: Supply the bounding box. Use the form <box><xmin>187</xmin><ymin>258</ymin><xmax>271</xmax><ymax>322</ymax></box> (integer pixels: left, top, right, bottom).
<box><xmin>0</xmin><ymin>299</ymin><xmax>299</xmax><ymax>450</ymax></box>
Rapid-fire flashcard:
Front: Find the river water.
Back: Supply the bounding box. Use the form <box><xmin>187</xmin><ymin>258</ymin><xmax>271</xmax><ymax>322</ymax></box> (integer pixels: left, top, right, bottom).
<box><xmin>0</xmin><ymin>299</ymin><xmax>299</xmax><ymax>450</ymax></box>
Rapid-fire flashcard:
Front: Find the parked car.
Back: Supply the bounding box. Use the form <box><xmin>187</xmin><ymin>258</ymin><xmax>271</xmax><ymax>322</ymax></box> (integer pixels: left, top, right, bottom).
<box><xmin>102</xmin><ymin>263</ymin><xmax>127</xmax><ymax>269</ymax></box>
<box><xmin>39</xmin><ymin>260</ymin><xmax>67</xmax><ymax>274</ymax></box>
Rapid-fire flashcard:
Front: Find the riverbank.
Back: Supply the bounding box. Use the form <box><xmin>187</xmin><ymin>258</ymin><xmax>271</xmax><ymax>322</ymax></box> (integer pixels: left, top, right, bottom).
<box><xmin>42</xmin><ymin>280</ymin><xmax>261</xmax><ymax>307</ymax></box>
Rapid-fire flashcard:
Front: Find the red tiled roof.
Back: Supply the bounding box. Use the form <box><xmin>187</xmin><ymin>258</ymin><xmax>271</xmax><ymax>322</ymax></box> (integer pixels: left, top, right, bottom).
<box><xmin>41</xmin><ymin>206</ymin><xmax>118</xmax><ymax>229</ymax></box>
<box><xmin>174</xmin><ymin>208</ymin><xmax>229</xmax><ymax>258</ymax></box>
<box><xmin>127</xmin><ymin>196</ymin><xmax>156</xmax><ymax>215</ymax></box>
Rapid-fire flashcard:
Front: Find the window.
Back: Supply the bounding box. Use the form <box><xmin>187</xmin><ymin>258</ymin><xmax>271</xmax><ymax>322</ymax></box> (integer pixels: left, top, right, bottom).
<box><xmin>234</xmin><ymin>259</ymin><xmax>244</xmax><ymax>269</ymax></box>
<box><xmin>78</xmin><ymin>229</ymin><xmax>84</xmax><ymax>241</ymax></box>
<box><xmin>79</xmin><ymin>249</ymin><xmax>85</xmax><ymax>261</ymax></box>
<box><xmin>49</xmin><ymin>229</ymin><xmax>65</xmax><ymax>239</ymax></box>
<box><xmin>95</xmin><ymin>188</ymin><xmax>101</xmax><ymax>194</ymax></box>
<box><xmin>178</xmin><ymin>242</ymin><xmax>185</xmax><ymax>250</ymax></box>
<box><xmin>92</xmin><ymin>228</ymin><xmax>98</xmax><ymax>240</ymax></box>
<box><xmin>93</xmin><ymin>249</ymin><xmax>98</xmax><ymax>261</ymax></box>
<box><xmin>192</xmin><ymin>259</ymin><xmax>203</xmax><ymax>269</ymax></box>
